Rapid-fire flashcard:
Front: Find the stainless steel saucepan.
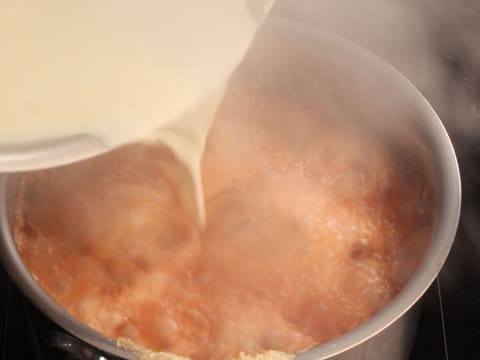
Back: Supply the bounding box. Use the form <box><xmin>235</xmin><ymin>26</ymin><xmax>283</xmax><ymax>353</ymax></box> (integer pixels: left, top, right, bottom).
<box><xmin>0</xmin><ymin>17</ymin><xmax>461</xmax><ymax>360</ymax></box>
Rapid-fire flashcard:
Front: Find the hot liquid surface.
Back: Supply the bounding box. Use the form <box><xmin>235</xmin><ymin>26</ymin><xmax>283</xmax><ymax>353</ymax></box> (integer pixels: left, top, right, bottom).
<box><xmin>14</xmin><ymin>81</ymin><xmax>435</xmax><ymax>359</ymax></box>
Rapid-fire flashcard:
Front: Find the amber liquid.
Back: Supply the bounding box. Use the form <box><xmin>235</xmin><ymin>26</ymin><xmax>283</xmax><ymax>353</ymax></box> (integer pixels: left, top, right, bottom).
<box><xmin>13</xmin><ymin>72</ymin><xmax>435</xmax><ymax>359</ymax></box>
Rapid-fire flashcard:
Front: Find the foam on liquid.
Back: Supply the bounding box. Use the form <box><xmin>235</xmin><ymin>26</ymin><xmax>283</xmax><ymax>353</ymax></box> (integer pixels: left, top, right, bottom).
<box><xmin>0</xmin><ymin>0</ymin><xmax>275</xmax><ymax>224</ymax></box>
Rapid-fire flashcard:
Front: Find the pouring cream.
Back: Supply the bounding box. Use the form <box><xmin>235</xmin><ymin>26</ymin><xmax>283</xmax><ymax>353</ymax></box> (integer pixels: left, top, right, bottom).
<box><xmin>0</xmin><ymin>0</ymin><xmax>275</xmax><ymax>224</ymax></box>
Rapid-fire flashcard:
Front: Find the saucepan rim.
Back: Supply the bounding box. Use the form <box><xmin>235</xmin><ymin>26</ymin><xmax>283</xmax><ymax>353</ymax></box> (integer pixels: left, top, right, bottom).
<box><xmin>0</xmin><ymin>16</ymin><xmax>461</xmax><ymax>360</ymax></box>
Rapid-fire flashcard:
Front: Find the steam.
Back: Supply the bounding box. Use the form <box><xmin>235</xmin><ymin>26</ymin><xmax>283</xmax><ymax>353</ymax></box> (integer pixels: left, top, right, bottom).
<box><xmin>272</xmin><ymin>0</ymin><xmax>480</xmax><ymax>140</ymax></box>
<box><xmin>271</xmin><ymin>0</ymin><xmax>480</xmax><ymax>296</ymax></box>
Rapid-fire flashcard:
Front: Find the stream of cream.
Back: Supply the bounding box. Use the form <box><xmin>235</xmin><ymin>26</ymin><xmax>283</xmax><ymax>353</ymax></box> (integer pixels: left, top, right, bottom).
<box><xmin>0</xmin><ymin>0</ymin><xmax>275</xmax><ymax>224</ymax></box>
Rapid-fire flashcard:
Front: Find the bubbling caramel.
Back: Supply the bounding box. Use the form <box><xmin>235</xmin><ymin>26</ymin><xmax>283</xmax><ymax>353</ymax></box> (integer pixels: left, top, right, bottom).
<box><xmin>13</xmin><ymin>80</ymin><xmax>435</xmax><ymax>360</ymax></box>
